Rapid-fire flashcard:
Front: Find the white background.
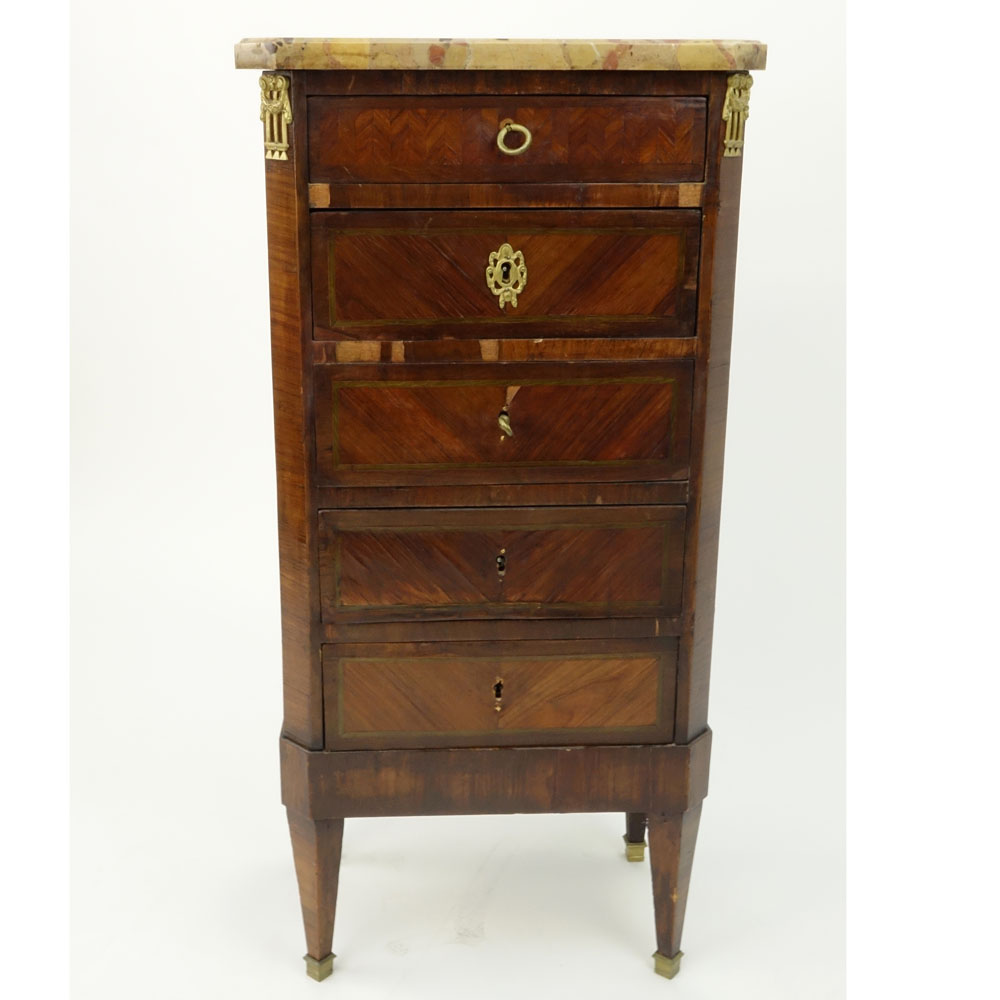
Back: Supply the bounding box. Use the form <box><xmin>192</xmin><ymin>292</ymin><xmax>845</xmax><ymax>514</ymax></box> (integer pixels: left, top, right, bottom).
<box><xmin>31</xmin><ymin>1</ymin><xmax>1000</xmax><ymax>998</ymax></box>
<box><xmin>65</xmin><ymin>4</ymin><xmax>844</xmax><ymax>999</ymax></box>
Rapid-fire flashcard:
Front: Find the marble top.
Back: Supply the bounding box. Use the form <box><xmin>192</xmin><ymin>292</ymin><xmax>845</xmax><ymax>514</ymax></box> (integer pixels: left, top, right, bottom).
<box><xmin>235</xmin><ymin>38</ymin><xmax>767</xmax><ymax>73</ymax></box>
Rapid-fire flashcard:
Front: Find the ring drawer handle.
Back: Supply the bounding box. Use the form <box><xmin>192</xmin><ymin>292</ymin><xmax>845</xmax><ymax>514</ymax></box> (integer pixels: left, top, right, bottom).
<box><xmin>497</xmin><ymin>119</ymin><xmax>532</xmax><ymax>156</ymax></box>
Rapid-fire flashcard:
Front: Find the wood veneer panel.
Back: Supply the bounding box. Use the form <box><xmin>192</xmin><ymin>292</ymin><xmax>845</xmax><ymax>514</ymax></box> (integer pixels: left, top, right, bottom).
<box><xmin>308</xmin><ymin>96</ymin><xmax>706</xmax><ymax>185</ymax></box>
<box><xmin>263</xmin><ymin>74</ymin><xmax>323</xmax><ymax>748</ymax></box>
<box><xmin>310</xmin><ymin>210</ymin><xmax>700</xmax><ymax>340</ymax></box>
<box><xmin>321</xmin><ymin>616</ymin><xmax>682</xmax><ymax>644</ymax></box>
<box><xmin>498</xmin><ymin>656</ymin><xmax>660</xmax><ymax>730</ymax></box>
<box><xmin>338</xmin><ymin>655</ymin><xmax>660</xmax><ymax>736</ymax></box>
<box><xmin>324</xmin><ymin>638</ymin><xmax>675</xmax><ymax>750</ymax></box>
<box><xmin>318</xmin><ymin>505</ymin><xmax>686</xmax><ymax>623</ymax></box>
<box><xmin>314</xmin><ymin>480</ymin><xmax>689</xmax><ymax>510</ymax></box>
<box><xmin>309</xmin><ymin>181</ymin><xmax>707</xmax><ymax>210</ymax></box>
<box><xmin>311</xmin><ymin>337</ymin><xmax>699</xmax><ymax>364</ymax></box>
<box><xmin>280</xmin><ymin>728</ymin><xmax>712</xmax><ymax>817</ymax></box>
<box><xmin>315</xmin><ymin>362</ymin><xmax>694</xmax><ymax>487</ymax></box>
<box><xmin>300</xmin><ymin>70</ymin><xmax>722</xmax><ymax>209</ymax></box>
<box><xmin>675</xmin><ymin>73</ymin><xmax>744</xmax><ymax>743</ymax></box>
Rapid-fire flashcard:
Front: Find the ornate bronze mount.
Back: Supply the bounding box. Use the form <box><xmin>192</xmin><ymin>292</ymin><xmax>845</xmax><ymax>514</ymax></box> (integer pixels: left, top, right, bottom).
<box><xmin>723</xmin><ymin>73</ymin><xmax>753</xmax><ymax>157</ymax></box>
<box><xmin>260</xmin><ymin>74</ymin><xmax>292</xmax><ymax>160</ymax></box>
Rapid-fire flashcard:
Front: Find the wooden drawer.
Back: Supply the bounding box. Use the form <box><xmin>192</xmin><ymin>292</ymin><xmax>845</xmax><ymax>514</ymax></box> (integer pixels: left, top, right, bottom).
<box><xmin>307</xmin><ymin>95</ymin><xmax>707</xmax><ymax>186</ymax></box>
<box><xmin>315</xmin><ymin>362</ymin><xmax>693</xmax><ymax>487</ymax></box>
<box><xmin>310</xmin><ymin>210</ymin><xmax>700</xmax><ymax>340</ymax></box>
<box><xmin>319</xmin><ymin>506</ymin><xmax>686</xmax><ymax>624</ymax></box>
<box><xmin>322</xmin><ymin>638</ymin><xmax>677</xmax><ymax>750</ymax></box>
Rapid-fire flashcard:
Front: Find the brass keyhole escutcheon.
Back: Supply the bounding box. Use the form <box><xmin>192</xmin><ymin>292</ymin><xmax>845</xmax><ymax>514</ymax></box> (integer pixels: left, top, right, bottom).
<box><xmin>498</xmin><ymin>407</ymin><xmax>513</xmax><ymax>439</ymax></box>
<box><xmin>493</xmin><ymin>678</ymin><xmax>504</xmax><ymax>712</ymax></box>
<box><xmin>496</xmin><ymin>548</ymin><xmax>507</xmax><ymax>577</ymax></box>
<box><xmin>498</xmin><ymin>385</ymin><xmax>519</xmax><ymax>442</ymax></box>
<box><xmin>486</xmin><ymin>243</ymin><xmax>527</xmax><ymax>310</ymax></box>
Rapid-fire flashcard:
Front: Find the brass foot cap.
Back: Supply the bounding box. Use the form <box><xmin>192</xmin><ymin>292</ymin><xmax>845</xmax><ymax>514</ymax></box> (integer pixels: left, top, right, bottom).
<box><xmin>653</xmin><ymin>950</ymin><xmax>683</xmax><ymax>979</ymax></box>
<box><xmin>623</xmin><ymin>835</ymin><xmax>646</xmax><ymax>862</ymax></box>
<box><xmin>304</xmin><ymin>953</ymin><xmax>335</xmax><ymax>982</ymax></box>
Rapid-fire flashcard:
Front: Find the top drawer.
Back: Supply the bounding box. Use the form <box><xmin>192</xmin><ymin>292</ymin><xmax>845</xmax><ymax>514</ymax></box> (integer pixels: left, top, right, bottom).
<box><xmin>307</xmin><ymin>96</ymin><xmax>707</xmax><ymax>185</ymax></box>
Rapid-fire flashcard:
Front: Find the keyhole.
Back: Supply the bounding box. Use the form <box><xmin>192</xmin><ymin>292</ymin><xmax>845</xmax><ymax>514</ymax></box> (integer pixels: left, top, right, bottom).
<box><xmin>493</xmin><ymin>680</ymin><xmax>503</xmax><ymax>699</ymax></box>
<box><xmin>500</xmin><ymin>260</ymin><xmax>511</xmax><ymax>283</ymax></box>
<box><xmin>496</xmin><ymin>549</ymin><xmax>506</xmax><ymax>576</ymax></box>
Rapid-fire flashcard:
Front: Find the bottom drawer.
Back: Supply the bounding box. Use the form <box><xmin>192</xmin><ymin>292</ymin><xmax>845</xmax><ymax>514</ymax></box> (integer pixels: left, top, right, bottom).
<box><xmin>322</xmin><ymin>638</ymin><xmax>677</xmax><ymax>750</ymax></box>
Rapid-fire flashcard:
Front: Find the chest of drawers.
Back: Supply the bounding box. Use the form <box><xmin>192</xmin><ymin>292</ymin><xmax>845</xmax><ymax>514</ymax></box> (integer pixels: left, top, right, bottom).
<box><xmin>235</xmin><ymin>36</ymin><xmax>766</xmax><ymax>982</ymax></box>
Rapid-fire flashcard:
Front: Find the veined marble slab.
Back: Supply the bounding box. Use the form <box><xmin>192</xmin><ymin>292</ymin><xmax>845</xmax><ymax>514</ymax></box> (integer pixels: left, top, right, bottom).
<box><xmin>235</xmin><ymin>38</ymin><xmax>766</xmax><ymax>72</ymax></box>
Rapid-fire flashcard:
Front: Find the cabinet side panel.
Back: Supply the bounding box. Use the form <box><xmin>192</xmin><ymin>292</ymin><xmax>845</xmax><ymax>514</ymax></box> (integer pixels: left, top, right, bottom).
<box><xmin>675</xmin><ymin>74</ymin><xmax>745</xmax><ymax>743</ymax></box>
<box><xmin>264</xmin><ymin>73</ymin><xmax>323</xmax><ymax>747</ymax></box>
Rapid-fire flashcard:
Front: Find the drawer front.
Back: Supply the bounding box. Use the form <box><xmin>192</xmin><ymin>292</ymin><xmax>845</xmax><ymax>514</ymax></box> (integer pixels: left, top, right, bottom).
<box><xmin>319</xmin><ymin>506</ymin><xmax>686</xmax><ymax>623</ymax></box>
<box><xmin>315</xmin><ymin>363</ymin><xmax>693</xmax><ymax>486</ymax></box>
<box><xmin>310</xmin><ymin>210</ymin><xmax>700</xmax><ymax>339</ymax></box>
<box><xmin>322</xmin><ymin>638</ymin><xmax>677</xmax><ymax>750</ymax></box>
<box><xmin>308</xmin><ymin>96</ymin><xmax>707</xmax><ymax>185</ymax></box>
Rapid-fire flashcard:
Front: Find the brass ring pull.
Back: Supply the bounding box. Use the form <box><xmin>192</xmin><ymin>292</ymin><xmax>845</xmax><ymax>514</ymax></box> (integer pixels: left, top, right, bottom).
<box><xmin>497</xmin><ymin>120</ymin><xmax>532</xmax><ymax>156</ymax></box>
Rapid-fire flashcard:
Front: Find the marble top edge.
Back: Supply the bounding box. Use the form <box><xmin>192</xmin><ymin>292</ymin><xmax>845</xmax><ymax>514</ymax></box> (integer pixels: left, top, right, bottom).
<box><xmin>234</xmin><ymin>38</ymin><xmax>767</xmax><ymax>72</ymax></box>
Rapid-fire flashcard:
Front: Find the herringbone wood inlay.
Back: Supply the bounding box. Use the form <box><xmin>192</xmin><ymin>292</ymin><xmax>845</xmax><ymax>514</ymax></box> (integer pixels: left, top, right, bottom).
<box><xmin>497</xmin><ymin>657</ymin><xmax>660</xmax><ymax>731</ymax></box>
<box><xmin>319</xmin><ymin>506</ymin><xmax>686</xmax><ymax>622</ymax></box>
<box><xmin>308</xmin><ymin>96</ymin><xmax>707</xmax><ymax>184</ymax></box>
<box><xmin>334</xmin><ymin>379</ymin><xmax>681</xmax><ymax>468</ymax></box>
<box><xmin>330</xmin><ymin>231</ymin><xmax>685</xmax><ymax>323</ymax></box>
<box><xmin>310</xmin><ymin>210</ymin><xmax>700</xmax><ymax>339</ymax></box>
<box><xmin>337</xmin><ymin>655</ymin><xmax>660</xmax><ymax>739</ymax></box>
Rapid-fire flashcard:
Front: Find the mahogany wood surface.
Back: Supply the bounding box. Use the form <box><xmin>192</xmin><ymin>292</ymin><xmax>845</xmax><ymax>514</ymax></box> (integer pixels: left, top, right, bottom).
<box><xmin>318</xmin><ymin>505</ymin><xmax>685</xmax><ymax>622</ymax></box>
<box><xmin>626</xmin><ymin>811</ymin><xmax>648</xmax><ymax>845</ymax></box>
<box><xmin>287</xmin><ymin>810</ymin><xmax>343</xmax><ymax>963</ymax></box>
<box><xmin>308</xmin><ymin>95</ymin><xmax>707</xmax><ymax>185</ymax></box>
<box><xmin>314</xmin><ymin>479</ymin><xmax>689</xmax><ymax>510</ymax></box>
<box><xmin>334</xmin><ymin>651</ymin><xmax>665</xmax><ymax>748</ymax></box>
<box><xmin>310</xmin><ymin>210</ymin><xmax>700</xmax><ymax>340</ymax></box>
<box><xmin>648</xmin><ymin>807</ymin><xmax>703</xmax><ymax>960</ymax></box>
<box><xmin>280</xmin><ymin>729</ymin><xmax>711</xmax><ymax>818</ymax></box>
<box><xmin>322</xmin><ymin>637</ymin><xmax>676</xmax><ymax>749</ymax></box>
<box><xmin>299</xmin><ymin>71</ymin><xmax>722</xmax><ymax>211</ymax></box>
<box><xmin>314</xmin><ymin>362</ymin><xmax>694</xmax><ymax>487</ymax></box>
<box><xmin>264</xmin><ymin>75</ymin><xmax>323</xmax><ymax>749</ymax></box>
<box><xmin>675</xmin><ymin>73</ymin><xmax>745</xmax><ymax>744</ymax></box>
<box><xmin>308</xmin><ymin>180</ymin><xmax>707</xmax><ymax>211</ymax></box>
<box><xmin>311</xmin><ymin>336</ymin><xmax>699</xmax><ymax>364</ymax></box>
<box><xmin>321</xmin><ymin>616</ymin><xmax>683</xmax><ymax>644</ymax></box>
<box><xmin>251</xmin><ymin>59</ymin><xmax>754</xmax><ymax>978</ymax></box>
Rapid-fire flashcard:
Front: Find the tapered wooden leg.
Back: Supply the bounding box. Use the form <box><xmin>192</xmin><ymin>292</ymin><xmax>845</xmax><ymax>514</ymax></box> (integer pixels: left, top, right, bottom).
<box><xmin>624</xmin><ymin>811</ymin><xmax>647</xmax><ymax>861</ymax></box>
<box><xmin>287</xmin><ymin>810</ymin><xmax>344</xmax><ymax>981</ymax></box>
<box><xmin>647</xmin><ymin>806</ymin><xmax>703</xmax><ymax>979</ymax></box>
